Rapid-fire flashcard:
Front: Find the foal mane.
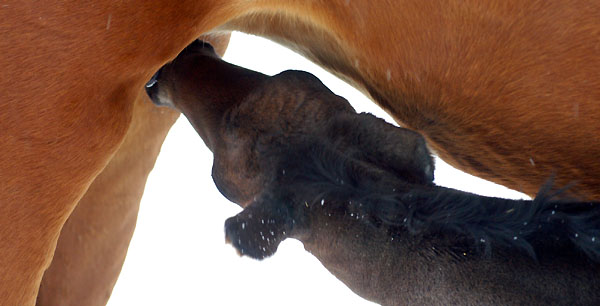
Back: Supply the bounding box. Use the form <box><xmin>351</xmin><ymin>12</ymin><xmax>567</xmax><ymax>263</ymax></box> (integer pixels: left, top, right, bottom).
<box><xmin>263</xmin><ymin>133</ymin><xmax>600</xmax><ymax>262</ymax></box>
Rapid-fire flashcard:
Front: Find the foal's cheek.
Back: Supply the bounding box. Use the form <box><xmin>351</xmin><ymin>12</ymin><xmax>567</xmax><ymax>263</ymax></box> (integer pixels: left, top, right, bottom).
<box><xmin>224</xmin><ymin>196</ymin><xmax>296</xmax><ymax>260</ymax></box>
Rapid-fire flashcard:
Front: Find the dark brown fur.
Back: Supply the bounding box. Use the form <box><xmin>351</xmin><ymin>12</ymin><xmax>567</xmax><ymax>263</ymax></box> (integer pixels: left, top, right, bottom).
<box><xmin>147</xmin><ymin>41</ymin><xmax>600</xmax><ymax>305</ymax></box>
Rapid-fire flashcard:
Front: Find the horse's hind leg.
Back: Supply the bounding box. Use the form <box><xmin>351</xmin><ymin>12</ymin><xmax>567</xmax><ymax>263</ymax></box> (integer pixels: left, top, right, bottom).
<box><xmin>35</xmin><ymin>34</ymin><xmax>230</xmax><ymax>306</ymax></box>
<box><xmin>36</xmin><ymin>96</ymin><xmax>179</xmax><ymax>306</ymax></box>
<box><xmin>0</xmin><ymin>97</ymin><xmax>133</xmax><ymax>305</ymax></box>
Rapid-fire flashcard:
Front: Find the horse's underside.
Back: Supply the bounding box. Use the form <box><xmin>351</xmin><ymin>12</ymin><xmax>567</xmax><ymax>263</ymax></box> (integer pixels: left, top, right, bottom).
<box><xmin>1</xmin><ymin>1</ymin><xmax>599</xmax><ymax>305</ymax></box>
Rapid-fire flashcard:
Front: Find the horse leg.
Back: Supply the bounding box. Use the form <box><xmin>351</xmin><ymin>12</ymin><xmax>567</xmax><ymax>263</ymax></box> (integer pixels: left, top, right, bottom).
<box><xmin>0</xmin><ymin>96</ymin><xmax>133</xmax><ymax>306</ymax></box>
<box><xmin>36</xmin><ymin>95</ymin><xmax>179</xmax><ymax>306</ymax></box>
<box><xmin>35</xmin><ymin>34</ymin><xmax>230</xmax><ymax>306</ymax></box>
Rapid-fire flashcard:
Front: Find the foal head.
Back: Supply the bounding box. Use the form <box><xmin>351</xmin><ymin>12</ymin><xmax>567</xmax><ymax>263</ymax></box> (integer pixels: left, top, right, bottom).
<box><xmin>146</xmin><ymin>39</ymin><xmax>434</xmax><ymax>207</ymax></box>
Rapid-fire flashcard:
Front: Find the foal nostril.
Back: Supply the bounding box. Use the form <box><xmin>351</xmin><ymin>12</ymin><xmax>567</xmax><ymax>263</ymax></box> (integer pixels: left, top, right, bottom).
<box><xmin>145</xmin><ymin>68</ymin><xmax>162</xmax><ymax>104</ymax></box>
<box><xmin>145</xmin><ymin>68</ymin><xmax>161</xmax><ymax>88</ymax></box>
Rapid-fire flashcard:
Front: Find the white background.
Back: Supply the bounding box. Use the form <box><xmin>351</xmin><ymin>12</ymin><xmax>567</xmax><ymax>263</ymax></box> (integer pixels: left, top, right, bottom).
<box><xmin>107</xmin><ymin>32</ymin><xmax>527</xmax><ymax>306</ymax></box>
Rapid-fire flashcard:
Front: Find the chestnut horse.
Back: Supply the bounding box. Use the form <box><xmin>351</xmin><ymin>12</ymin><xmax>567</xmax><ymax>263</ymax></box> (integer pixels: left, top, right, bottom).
<box><xmin>1</xmin><ymin>1</ymin><xmax>598</xmax><ymax>305</ymax></box>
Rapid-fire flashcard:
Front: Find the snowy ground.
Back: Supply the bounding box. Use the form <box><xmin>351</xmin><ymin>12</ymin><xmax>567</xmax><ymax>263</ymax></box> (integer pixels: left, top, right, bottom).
<box><xmin>107</xmin><ymin>32</ymin><xmax>528</xmax><ymax>306</ymax></box>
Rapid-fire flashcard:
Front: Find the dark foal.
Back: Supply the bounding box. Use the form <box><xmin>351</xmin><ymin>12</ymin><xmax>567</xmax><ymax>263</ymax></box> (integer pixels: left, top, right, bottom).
<box><xmin>147</xmin><ymin>41</ymin><xmax>600</xmax><ymax>305</ymax></box>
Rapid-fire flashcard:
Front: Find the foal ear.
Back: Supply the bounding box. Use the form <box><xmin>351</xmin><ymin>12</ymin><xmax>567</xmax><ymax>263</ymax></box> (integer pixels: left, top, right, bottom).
<box><xmin>331</xmin><ymin>113</ymin><xmax>434</xmax><ymax>184</ymax></box>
